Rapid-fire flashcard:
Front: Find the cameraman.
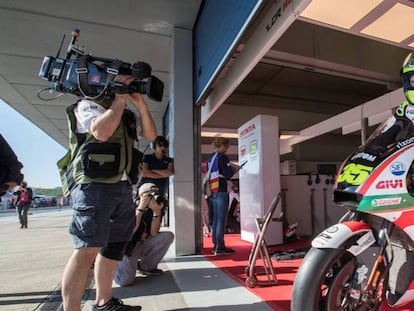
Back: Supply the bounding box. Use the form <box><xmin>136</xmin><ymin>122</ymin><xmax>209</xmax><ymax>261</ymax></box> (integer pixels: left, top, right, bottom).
<box><xmin>114</xmin><ymin>183</ymin><xmax>174</xmax><ymax>287</ymax></box>
<box><xmin>61</xmin><ymin>75</ymin><xmax>157</xmax><ymax>311</ymax></box>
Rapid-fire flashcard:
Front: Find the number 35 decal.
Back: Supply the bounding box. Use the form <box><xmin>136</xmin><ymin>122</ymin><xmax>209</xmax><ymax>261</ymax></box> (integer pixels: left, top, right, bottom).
<box><xmin>337</xmin><ymin>163</ymin><xmax>373</xmax><ymax>185</ymax></box>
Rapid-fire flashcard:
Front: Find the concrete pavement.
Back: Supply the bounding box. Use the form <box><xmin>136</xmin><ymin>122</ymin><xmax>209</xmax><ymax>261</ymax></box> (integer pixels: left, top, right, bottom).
<box><xmin>0</xmin><ymin>207</ymin><xmax>273</xmax><ymax>311</ymax></box>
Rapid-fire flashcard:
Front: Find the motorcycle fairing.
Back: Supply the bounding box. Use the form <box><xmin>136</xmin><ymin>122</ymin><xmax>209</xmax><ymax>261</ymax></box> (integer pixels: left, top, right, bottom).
<box><xmin>350</xmin><ymin>143</ymin><xmax>414</xmax><ymax>240</ymax></box>
<box><xmin>334</xmin><ymin>115</ymin><xmax>414</xmax><ymax>238</ymax></box>
<box><xmin>357</xmin><ymin>143</ymin><xmax>414</xmax><ymax>199</ymax></box>
<box><xmin>335</xmin><ymin>116</ymin><xmax>414</xmax><ymax>201</ymax></box>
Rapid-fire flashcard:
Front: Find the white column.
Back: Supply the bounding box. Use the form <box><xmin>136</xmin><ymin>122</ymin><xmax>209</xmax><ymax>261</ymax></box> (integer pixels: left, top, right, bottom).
<box><xmin>168</xmin><ymin>27</ymin><xmax>196</xmax><ymax>255</ymax></box>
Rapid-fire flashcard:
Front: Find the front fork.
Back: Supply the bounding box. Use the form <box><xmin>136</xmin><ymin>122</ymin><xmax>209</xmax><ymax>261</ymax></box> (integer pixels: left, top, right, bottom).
<box><xmin>360</xmin><ymin>223</ymin><xmax>393</xmax><ymax>304</ymax></box>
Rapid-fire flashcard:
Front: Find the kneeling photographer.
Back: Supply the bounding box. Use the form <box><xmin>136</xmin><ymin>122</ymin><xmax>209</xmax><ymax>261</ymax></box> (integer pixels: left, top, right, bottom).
<box><xmin>114</xmin><ymin>183</ymin><xmax>174</xmax><ymax>287</ymax></box>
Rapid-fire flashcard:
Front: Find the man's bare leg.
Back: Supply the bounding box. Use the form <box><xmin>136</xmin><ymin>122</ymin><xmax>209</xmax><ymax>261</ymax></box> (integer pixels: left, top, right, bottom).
<box><xmin>62</xmin><ymin>247</ymin><xmax>99</xmax><ymax>311</ymax></box>
<box><xmin>94</xmin><ymin>253</ymin><xmax>120</xmax><ymax>306</ymax></box>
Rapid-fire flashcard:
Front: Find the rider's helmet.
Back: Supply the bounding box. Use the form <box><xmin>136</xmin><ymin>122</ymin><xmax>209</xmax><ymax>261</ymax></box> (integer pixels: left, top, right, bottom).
<box><xmin>401</xmin><ymin>52</ymin><xmax>414</xmax><ymax>104</ymax></box>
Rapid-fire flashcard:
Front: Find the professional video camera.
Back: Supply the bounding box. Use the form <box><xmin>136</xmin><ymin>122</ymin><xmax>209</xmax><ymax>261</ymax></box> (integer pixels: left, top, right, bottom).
<box><xmin>38</xmin><ymin>28</ymin><xmax>164</xmax><ymax>101</ymax></box>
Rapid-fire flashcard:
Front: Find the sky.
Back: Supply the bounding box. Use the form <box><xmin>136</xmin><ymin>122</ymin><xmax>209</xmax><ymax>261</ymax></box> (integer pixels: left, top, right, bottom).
<box><xmin>0</xmin><ymin>100</ymin><xmax>67</xmax><ymax>188</ymax></box>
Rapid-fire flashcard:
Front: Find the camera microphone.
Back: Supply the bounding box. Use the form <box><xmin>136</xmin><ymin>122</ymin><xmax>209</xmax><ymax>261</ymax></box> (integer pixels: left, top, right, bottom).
<box><xmin>65</xmin><ymin>28</ymin><xmax>80</xmax><ymax>60</ymax></box>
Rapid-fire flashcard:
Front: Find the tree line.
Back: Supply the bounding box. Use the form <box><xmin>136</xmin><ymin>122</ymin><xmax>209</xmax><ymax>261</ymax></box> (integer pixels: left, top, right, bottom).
<box><xmin>34</xmin><ymin>187</ymin><xmax>63</xmax><ymax>197</ymax></box>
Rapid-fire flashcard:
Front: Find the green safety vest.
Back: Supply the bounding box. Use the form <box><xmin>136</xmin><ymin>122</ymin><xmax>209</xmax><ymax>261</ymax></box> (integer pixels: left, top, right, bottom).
<box><xmin>57</xmin><ymin>100</ymin><xmax>142</xmax><ymax>196</ymax></box>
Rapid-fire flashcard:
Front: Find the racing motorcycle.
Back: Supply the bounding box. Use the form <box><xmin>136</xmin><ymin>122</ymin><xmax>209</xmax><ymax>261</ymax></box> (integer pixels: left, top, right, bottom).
<box><xmin>291</xmin><ymin>115</ymin><xmax>414</xmax><ymax>311</ymax></box>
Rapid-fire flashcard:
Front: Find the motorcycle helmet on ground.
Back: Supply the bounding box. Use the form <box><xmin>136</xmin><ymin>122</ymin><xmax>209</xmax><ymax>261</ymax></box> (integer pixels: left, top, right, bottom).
<box><xmin>401</xmin><ymin>52</ymin><xmax>414</xmax><ymax>104</ymax></box>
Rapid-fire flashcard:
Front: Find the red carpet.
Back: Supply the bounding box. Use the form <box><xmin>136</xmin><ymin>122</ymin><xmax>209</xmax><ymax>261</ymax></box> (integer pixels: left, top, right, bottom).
<box><xmin>202</xmin><ymin>233</ymin><xmax>414</xmax><ymax>311</ymax></box>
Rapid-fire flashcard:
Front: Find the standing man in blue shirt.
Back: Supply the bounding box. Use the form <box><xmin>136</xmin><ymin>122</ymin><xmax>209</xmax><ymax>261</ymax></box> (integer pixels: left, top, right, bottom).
<box><xmin>139</xmin><ymin>136</ymin><xmax>174</xmax><ymax>196</ymax></box>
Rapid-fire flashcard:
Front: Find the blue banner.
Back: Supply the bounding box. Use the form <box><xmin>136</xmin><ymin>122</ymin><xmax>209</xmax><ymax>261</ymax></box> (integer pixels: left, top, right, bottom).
<box><xmin>194</xmin><ymin>0</ymin><xmax>261</xmax><ymax>103</ymax></box>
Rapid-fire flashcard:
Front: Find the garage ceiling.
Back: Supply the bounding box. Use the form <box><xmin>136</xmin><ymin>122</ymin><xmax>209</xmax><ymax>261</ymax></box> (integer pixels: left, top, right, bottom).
<box><xmin>0</xmin><ymin>0</ymin><xmax>413</xmax><ymax>165</ymax></box>
<box><xmin>201</xmin><ymin>0</ymin><xmax>413</xmax><ymax>161</ymax></box>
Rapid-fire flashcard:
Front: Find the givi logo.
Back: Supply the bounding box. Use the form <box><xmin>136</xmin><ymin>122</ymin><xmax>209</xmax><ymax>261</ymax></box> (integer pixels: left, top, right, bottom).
<box><xmin>375</xmin><ymin>179</ymin><xmax>403</xmax><ymax>189</ymax></box>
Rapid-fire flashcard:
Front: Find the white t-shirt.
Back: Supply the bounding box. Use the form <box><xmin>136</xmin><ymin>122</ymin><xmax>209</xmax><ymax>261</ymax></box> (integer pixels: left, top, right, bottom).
<box><xmin>73</xmin><ymin>99</ymin><xmax>142</xmax><ymax>137</ymax></box>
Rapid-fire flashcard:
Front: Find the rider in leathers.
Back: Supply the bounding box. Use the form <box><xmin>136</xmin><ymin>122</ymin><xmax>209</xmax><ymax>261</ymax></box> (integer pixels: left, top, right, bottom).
<box><xmin>366</xmin><ymin>53</ymin><xmax>414</xmax><ymax>193</ymax></box>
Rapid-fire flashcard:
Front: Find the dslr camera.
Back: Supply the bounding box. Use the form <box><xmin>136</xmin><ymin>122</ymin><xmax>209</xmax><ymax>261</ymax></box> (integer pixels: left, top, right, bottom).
<box><xmin>149</xmin><ymin>192</ymin><xmax>168</xmax><ymax>208</ymax></box>
<box><xmin>38</xmin><ymin>28</ymin><xmax>164</xmax><ymax>101</ymax></box>
<box><xmin>134</xmin><ymin>191</ymin><xmax>168</xmax><ymax>208</ymax></box>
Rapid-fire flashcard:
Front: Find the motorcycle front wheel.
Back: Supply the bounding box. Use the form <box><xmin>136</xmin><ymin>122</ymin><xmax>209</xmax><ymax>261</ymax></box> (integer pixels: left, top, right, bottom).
<box><xmin>291</xmin><ymin>247</ymin><xmax>383</xmax><ymax>311</ymax></box>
